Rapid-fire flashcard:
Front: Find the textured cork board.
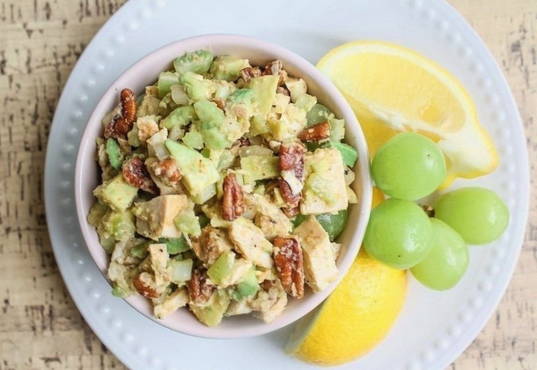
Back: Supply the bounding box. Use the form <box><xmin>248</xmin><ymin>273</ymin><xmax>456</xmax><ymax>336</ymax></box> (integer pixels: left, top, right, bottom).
<box><xmin>0</xmin><ymin>0</ymin><xmax>535</xmax><ymax>369</ymax></box>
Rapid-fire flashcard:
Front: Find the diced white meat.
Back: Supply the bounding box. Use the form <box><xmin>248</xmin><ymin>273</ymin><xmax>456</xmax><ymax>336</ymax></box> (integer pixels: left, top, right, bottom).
<box><xmin>148</xmin><ymin>243</ymin><xmax>171</xmax><ymax>290</ymax></box>
<box><xmin>228</xmin><ymin>218</ymin><xmax>273</xmax><ymax>268</ymax></box>
<box><xmin>301</xmin><ymin>148</ymin><xmax>348</xmax><ymax>215</ymax></box>
<box><xmin>153</xmin><ymin>288</ymin><xmax>188</xmax><ymax>319</ymax></box>
<box><xmin>293</xmin><ymin>216</ymin><xmax>338</xmax><ymax>292</ymax></box>
<box><xmin>250</xmin><ymin>280</ymin><xmax>287</xmax><ymax>323</ymax></box>
<box><xmin>147</xmin><ymin>128</ymin><xmax>169</xmax><ymax>160</ymax></box>
<box><xmin>134</xmin><ymin>195</ymin><xmax>188</xmax><ymax>240</ymax></box>
<box><xmin>245</xmin><ymin>193</ymin><xmax>292</xmax><ymax>240</ymax></box>
<box><xmin>136</xmin><ymin>115</ymin><xmax>160</xmax><ymax>143</ymax></box>
<box><xmin>193</xmin><ymin>226</ymin><xmax>233</xmax><ymax>266</ymax></box>
<box><xmin>225</xmin><ymin>299</ymin><xmax>253</xmax><ymax>317</ymax></box>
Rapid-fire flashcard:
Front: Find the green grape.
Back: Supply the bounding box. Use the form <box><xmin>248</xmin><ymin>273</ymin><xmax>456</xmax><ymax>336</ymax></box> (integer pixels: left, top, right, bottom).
<box><xmin>411</xmin><ymin>218</ymin><xmax>468</xmax><ymax>290</ymax></box>
<box><xmin>434</xmin><ymin>187</ymin><xmax>509</xmax><ymax>244</ymax></box>
<box><xmin>364</xmin><ymin>198</ymin><xmax>432</xmax><ymax>269</ymax></box>
<box><xmin>306</xmin><ymin>103</ymin><xmax>331</xmax><ymax>126</ymax></box>
<box><xmin>371</xmin><ymin>132</ymin><xmax>446</xmax><ymax>200</ymax></box>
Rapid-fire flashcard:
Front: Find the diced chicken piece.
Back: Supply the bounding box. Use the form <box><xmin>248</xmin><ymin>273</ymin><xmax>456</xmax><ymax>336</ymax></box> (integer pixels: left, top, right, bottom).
<box><xmin>249</xmin><ymin>279</ymin><xmax>288</xmax><ymax>323</ymax></box>
<box><xmin>228</xmin><ymin>218</ymin><xmax>273</xmax><ymax>268</ymax></box>
<box><xmin>148</xmin><ymin>243</ymin><xmax>171</xmax><ymax>290</ymax></box>
<box><xmin>133</xmin><ymin>195</ymin><xmax>188</xmax><ymax>240</ymax></box>
<box><xmin>245</xmin><ymin>193</ymin><xmax>292</xmax><ymax>240</ymax></box>
<box><xmin>137</xmin><ymin>91</ymin><xmax>161</xmax><ymax>117</ymax></box>
<box><xmin>136</xmin><ymin>115</ymin><xmax>160</xmax><ymax>142</ymax></box>
<box><xmin>301</xmin><ymin>148</ymin><xmax>348</xmax><ymax>215</ymax></box>
<box><xmin>146</xmin><ymin>128</ymin><xmax>169</xmax><ymax>160</ymax></box>
<box><xmin>293</xmin><ymin>216</ymin><xmax>339</xmax><ymax>292</ymax></box>
<box><xmin>193</xmin><ymin>226</ymin><xmax>234</xmax><ymax>266</ymax></box>
<box><xmin>225</xmin><ymin>299</ymin><xmax>253</xmax><ymax>317</ymax></box>
<box><xmin>107</xmin><ymin>239</ymin><xmax>136</xmax><ymax>295</ymax></box>
<box><xmin>331</xmin><ymin>242</ymin><xmax>342</xmax><ymax>260</ymax></box>
<box><xmin>153</xmin><ymin>288</ymin><xmax>188</xmax><ymax>319</ymax></box>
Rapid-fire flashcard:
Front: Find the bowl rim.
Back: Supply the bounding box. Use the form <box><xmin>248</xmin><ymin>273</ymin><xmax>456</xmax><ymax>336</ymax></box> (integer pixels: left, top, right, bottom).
<box><xmin>74</xmin><ymin>33</ymin><xmax>372</xmax><ymax>339</ymax></box>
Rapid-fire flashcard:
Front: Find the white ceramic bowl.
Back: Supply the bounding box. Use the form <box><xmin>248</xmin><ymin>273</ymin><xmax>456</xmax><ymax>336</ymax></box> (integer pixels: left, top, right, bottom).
<box><xmin>75</xmin><ymin>34</ymin><xmax>372</xmax><ymax>338</ymax></box>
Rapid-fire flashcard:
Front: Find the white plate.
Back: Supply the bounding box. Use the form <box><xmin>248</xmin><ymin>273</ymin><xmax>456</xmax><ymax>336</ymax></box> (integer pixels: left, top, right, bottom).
<box><xmin>44</xmin><ymin>0</ymin><xmax>530</xmax><ymax>369</ymax></box>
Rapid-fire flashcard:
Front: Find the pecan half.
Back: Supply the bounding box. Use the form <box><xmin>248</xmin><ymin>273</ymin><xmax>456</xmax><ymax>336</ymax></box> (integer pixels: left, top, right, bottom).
<box><xmin>273</xmin><ymin>237</ymin><xmax>304</xmax><ymax>299</ymax></box>
<box><xmin>298</xmin><ymin>121</ymin><xmax>330</xmax><ymax>142</ymax></box>
<box><xmin>122</xmin><ymin>156</ymin><xmax>158</xmax><ymax>194</ymax></box>
<box><xmin>235</xmin><ymin>137</ymin><xmax>251</xmax><ymax>148</ymax></box>
<box><xmin>239</xmin><ymin>67</ymin><xmax>262</xmax><ymax>83</ymax></box>
<box><xmin>104</xmin><ymin>88</ymin><xmax>137</xmax><ymax>139</ymax></box>
<box><xmin>262</xmin><ymin>60</ymin><xmax>288</xmax><ymax>85</ymax></box>
<box><xmin>133</xmin><ymin>272</ymin><xmax>159</xmax><ymax>299</ymax></box>
<box><xmin>222</xmin><ymin>173</ymin><xmax>244</xmax><ymax>221</ymax></box>
<box><xmin>149</xmin><ymin>158</ymin><xmax>181</xmax><ymax>186</ymax></box>
<box><xmin>187</xmin><ymin>267</ymin><xmax>215</xmax><ymax>304</ymax></box>
<box><xmin>279</xmin><ymin>143</ymin><xmax>305</xmax><ymax>179</ymax></box>
<box><xmin>278</xmin><ymin>178</ymin><xmax>300</xmax><ymax>208</ymax></box>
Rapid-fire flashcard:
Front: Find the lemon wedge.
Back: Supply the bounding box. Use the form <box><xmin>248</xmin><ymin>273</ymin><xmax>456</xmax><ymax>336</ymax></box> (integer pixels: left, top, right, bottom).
<box><xmin>287</xmin><ymin>189</ymin><xmax>405</xmax><ymax>366</ymax></box>
<box><xmin>317</xmin><ymin>41</ymin><xmax>498</xmax><ymax>185</ymax></box>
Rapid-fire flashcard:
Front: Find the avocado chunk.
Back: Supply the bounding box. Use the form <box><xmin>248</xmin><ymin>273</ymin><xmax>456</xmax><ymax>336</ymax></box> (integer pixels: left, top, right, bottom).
<box><xmin>306</xmin><ymin>103</ymin><xmax>332</xmax><ymax>126</ymax></box>
<box><xmin>207</xmin><ymin>251</ymin><xmax>236</xmax><ymax>285</ymax></box>
<box><xmin>100</xmin><ymin>210</ymin><xmax>136</xmax><ymax>242</ymax></box>
<box><xmin>180</xmin><ymin>72</ymin><xmax>215</xmax><ymax>102</ymax></box>
<box><xmin>232</xmin><ymin>267</ymin><xmax>259</xmax><ymax>300</ymax></box>
<box><xmin>193</xmin><ymin>100</ymin><xmax>231</xmax><ymax>150</ymax></box>
<box><xmin>174</xmin><ymin>207</ymin><xmax>201</xmax><ymax>237</ymax></box>
<box><xmin>159</xmin><ymin>236</ymin><xmax>190</xmax><ymax>254</ymax></box>
<box><xmin>322</xmin><ymin>141</ymin><xmax>358</xmax><ymax>167</ymax></box>
<box><xmin>240</xmin><ymin>155</ymin><xmax>279</xmax><ymax>183</ymax></box>
<box><xmin>93</xmin><ymin>174</ymin><xmax>138</xmax><ymax>211</ymax></box>
<box><xmin>248</xmin><ymin>75</ymin><xmax>279</xmax><ymax>135</ymax></box>
<box><xmin>210</xmin><ymin>55</ymin><xmax>250</xmax><ymax>81</ymax></box>
<box><xmin>133</xmin><ymin>195</ymin><xmax>189</xmax><ymax>240</ymax></box>
<box><xmin>157</xmin><ymin>71</ymin><xmax>180</xmax><ymax>98</ymax></box>
<box><xmin>173</xmin><ymin>50</ymin><xmax>214</xmax><ymax>75</ymax></box>
<box><xmin>161</xmin><ymin>106</ymin><xmax>196</xmax><ymax>129</ymax></box>
<box><xmin>301</xmin><ymin>148</ymin><xmax>349</xmax><ymax>215</ymax></box>
<box><xmin>165</xmin><ymin>140</ymin><xmax>219</xmax><ymax>199</ymax></box>
<box><xmin>105</xmin><ymin>138</ymin><xmax>123</xmax><ymax>170</ymax></box>
<box><xmin>189</xmin><ymin>290</ymin><xmax>230</xmax><ymax>327</ymax></box>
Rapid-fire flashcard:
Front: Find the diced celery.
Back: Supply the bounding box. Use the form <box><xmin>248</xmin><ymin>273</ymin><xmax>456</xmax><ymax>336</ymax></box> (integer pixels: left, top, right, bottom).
<box><xmin>169</xmin><ymin>258</ymin><xmax>193</xmax><ymax>284</ymax></box>
<box><xmin>170</xmin><ymin>84</ymin><xmax>189</xmax><ymax>105</ymax></box>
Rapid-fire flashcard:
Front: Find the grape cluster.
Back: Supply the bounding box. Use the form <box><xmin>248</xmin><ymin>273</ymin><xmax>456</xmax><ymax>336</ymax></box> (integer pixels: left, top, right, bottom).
<box><xmin>364</xmin><ymin>133</ymin><xmax>509</xmax><ymax>290</ymax></box>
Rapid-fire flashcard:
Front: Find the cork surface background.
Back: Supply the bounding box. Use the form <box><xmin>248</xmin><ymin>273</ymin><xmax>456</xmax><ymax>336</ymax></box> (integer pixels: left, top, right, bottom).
<box><xmin>0</xmin><ymin>0</ymin><xmax>535</xmax><ymax>369</ymax></box>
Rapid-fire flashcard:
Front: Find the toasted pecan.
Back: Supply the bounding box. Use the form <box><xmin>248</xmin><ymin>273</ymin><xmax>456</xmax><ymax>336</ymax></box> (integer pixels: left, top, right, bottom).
<box><xmin>104</xmin><ymin>88</ymin><xmax>137</xmax><ymax>139</ymax></box>
<box><xmin>149</xmin><ymin>158</ymin><xmax>181</xmax><ymax>186</ymax></box>
<box><xmin>298</xmin><ymin>121</ymin><xmax>330</xmax><ymax>142</ymax></box>
<box><xmin>122</xmin><ymin>156</ymin><xmax>158</xmax><ymax>194</ymax></box>
<box><xmin>187</xmin><ymin>267</ymin><xmax>214</xmax><ymax>304</ymax></box>
<box><xmin>222</xmin><ymin>173</ymin><xmax>244</xmax><ymax>221</ymax></box>
<box><xmin>133</xmin><ymin>272</ymin><xmax>159</xmax><ymax>299</ymax></box>
<box><xmin>273</xmin><ymin>237</ymin><xmax>304</xmax><ymax>299</ymax></box>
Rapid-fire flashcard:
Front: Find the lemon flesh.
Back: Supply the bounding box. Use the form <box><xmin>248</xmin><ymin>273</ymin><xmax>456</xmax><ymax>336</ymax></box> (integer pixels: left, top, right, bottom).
<box><xmin>287</xmin><ymin>251</ymin><xmax>406</xmax><ymax>366</ymax></box>
<box><xmin>317</xmin><ymin>41</ymin><xmax>498</xmax><ymax>184</ymax></box>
